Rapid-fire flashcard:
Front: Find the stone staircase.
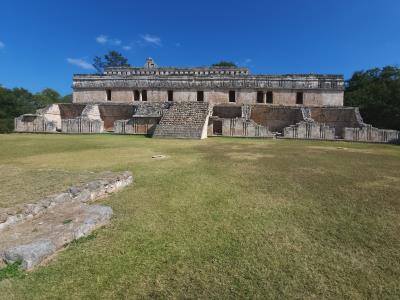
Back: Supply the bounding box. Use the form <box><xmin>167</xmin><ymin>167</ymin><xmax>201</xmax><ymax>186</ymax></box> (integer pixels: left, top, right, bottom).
<box><xmin>153</xmin><ymin>102</ymin><xmax>211</xmax><ymax>139</ymax></box>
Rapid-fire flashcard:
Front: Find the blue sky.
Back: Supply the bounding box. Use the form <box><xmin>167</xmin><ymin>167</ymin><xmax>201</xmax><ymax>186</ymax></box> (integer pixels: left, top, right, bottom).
<box><xmin>1</xmin><ymin>0</ymin><xmax>399</xmax><ymax>95</ymax></box>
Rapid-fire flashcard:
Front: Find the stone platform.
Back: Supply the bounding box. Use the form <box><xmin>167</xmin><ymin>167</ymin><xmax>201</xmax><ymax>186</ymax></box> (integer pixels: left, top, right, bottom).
<box><xmin>14</xmin><ymin>102</ymin><xmax>399</xmax><ymax>143</ymax></box>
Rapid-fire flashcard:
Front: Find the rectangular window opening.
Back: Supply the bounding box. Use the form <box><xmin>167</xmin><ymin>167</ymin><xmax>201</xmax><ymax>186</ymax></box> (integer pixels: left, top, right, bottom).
<box><xmin>229</xmin><ymin>90</ymin><xmax>236</xmax><ymax>103</ymax></box>
<box><xmin>256</xmin><ymin>91</ymin><xmax>264</xmax><ymax>103</ymax></box>
<box><xmin>106</xmin><ymin>89</ymin><xmax>111</xmax><ymax>101</ymax></box>
<box><xmin>168</xmin><ymin>90</ymin><xmax>173</xmax><ymax>101</ymax></box>
<box><xmin>296</xmin><ymin>92</ymin><xmax>304</xmax><ymax>105</ymax></box>
<box><xmin>142</xmin><ymin>90</ymin><xmax>147</xmax><ymax>101</ymax></box>
<box><xmin>266</xmin><ymin>91</ymin><xmax>273</xmax><ymax>104</ymax></box>
<box><xmin>134</xmin><ymin>90</ymin><xmax>140</xmax><ymax>101</ymax></box>
<box><xmin>197</xmin><ymin>91</ymin><xmax>204</xmax><ymax>102</ymax></box>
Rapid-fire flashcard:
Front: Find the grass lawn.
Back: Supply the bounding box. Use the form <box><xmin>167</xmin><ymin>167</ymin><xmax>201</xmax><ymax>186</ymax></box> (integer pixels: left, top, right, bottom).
<box><xmin>0</xmin><ymin>134</ymin><xmax>399</xmax><ymax>299</ymax></box>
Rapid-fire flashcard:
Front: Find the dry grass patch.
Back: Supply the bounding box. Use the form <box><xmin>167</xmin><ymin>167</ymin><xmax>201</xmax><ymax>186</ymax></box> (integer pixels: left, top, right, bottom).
<box><xmin>0</xmin><ymin>134</ymin><xmax>399</xmax><ymax>299</ymax></box>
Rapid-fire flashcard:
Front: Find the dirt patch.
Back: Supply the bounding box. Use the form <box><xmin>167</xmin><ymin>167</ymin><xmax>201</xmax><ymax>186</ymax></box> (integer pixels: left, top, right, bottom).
<box><xmin>307</xmin><ymin>146</ymin><xmax>375</xmax><ymax>154</ymax></box>
<box><xmin>226</xmin><ymin>152</ymin><xmax>275</xmax><ymax>160</ymax></box>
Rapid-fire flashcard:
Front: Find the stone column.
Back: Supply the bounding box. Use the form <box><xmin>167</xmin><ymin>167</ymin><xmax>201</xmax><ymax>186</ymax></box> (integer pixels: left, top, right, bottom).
<box><xmin>139</xmin><ymin>91</ymin><xmax>143</xmax><ymax>101</ymax></box>
<box><xmin>263</xmin><ymin>92</ymin><xmax>266</xmax><ymax>103</ymax></box>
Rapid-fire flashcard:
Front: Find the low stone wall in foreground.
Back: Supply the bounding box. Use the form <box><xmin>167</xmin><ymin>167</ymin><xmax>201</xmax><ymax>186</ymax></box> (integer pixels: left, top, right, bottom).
<box><xmin>0</xmin><ymin>171</ymin><xmax>133</xmax><ymax>270</ymax></box>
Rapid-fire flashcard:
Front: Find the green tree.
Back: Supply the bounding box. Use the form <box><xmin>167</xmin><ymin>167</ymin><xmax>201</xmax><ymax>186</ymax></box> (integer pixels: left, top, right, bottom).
<box><xmin>212</xmin><ymin>61</ymin><xmax>237</xmax><ymax>67</ymax></box>
<box><xmin>0</xmin><ymin>86</ymin><xmax>36</xmax><ymax>132</ymax></box>
<box><xmin>34</xmin><ymin>88</ymin><xmax>62</xmax><ymax>107</ymax></box>
<box><xmin>345</xmin><ymin>66</ymin><xmax>400</xmax><ymax>130</ymax></box>
<box><xmin>0</xmin><ymin>86</ymin><xmax>69</xmax><ymax>133</ymax></box>
<box><xmin>93</xmin><ymin>51</ymin><xmax>130</xmax><ymax>73</ymax></box>
<box><xmin>61</xmin><ymin>94</ymin><xmax>72</xmax><ymax>103</ymax></box>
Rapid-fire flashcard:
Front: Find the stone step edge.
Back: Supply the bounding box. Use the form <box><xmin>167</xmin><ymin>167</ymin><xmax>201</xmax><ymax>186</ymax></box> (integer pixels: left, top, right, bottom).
<box><xmin>0</xmin><ymin>171</ymin><xmax>133</xmax><ymax>232</ymax></box>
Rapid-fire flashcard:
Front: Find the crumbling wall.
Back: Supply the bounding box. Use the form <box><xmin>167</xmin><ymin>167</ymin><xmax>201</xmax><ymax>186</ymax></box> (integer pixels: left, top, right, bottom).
<box><xmin>221</xmin><ymin>118</ymin><xmax>272</xmax><ymax>137</ymax></box>
<box><xmin>213</xmin><ymin>105</ymin><xmax>242</xmax><ymax>118</ymax></box>
<box><xmin>309</xmin><ymin>107</ymin><xmax>363</xmax><ymax>137</ymax></box>
<box><xmin>61</xmin><ymin>117</ymin><xmax>104</xmax><ymax>133</ymax></box>
<box><xmin>58</xmin><ymin>104</ymin><xmax>86</xmax><ymax>119</ymax></box>
<box><xmin>98</xmin><ymin>104</ymin><xmax>134</xmax><ymax>130</ymax></box>
<box><xmin>38</xmin><ymin>104</ymin><xmax>62</xmax><ymax>129</ymax></box>
<box><xmin>14</xmin><ymin>115</ymin><xmax>57</xmax><ymax>133</ymax></box>
<box><xmin>343</xmin><ymin>125</ymin><xmax>399</xmax><ymax>143</ymax></box>
<box><xmin>250</xmin><ymin>106</ymin><xmax>304</xmax><ymax>132</ymax></box>
<box><xmin>284</xmin><ymin>122</ymin><xmax>335</xmax><ymax>140</ymax></box>
<box><xmin>61</xmin><ymin>104</ymin><xmax>104</xmax><ymax>133</ymax></box>
<box><xmin>114</xmin><ymin>117</ymin><xmax>160</xmax><ymax>135</ymax></box>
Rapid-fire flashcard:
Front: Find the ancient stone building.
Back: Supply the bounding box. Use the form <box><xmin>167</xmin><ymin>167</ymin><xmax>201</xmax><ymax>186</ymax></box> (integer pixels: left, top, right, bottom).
<box><xmin>73</xmin><ymin>58</ymin><xmax>344</xmax><ymax>106</ymax></box>
<box><xmin>15</xmin><ymin>58</ymin><xmax>399</xmax><ymax>143</ymax></box>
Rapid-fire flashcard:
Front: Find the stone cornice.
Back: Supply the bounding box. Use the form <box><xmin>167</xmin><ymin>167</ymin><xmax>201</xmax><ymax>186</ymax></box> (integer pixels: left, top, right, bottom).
<box><xmin>73</xmin><ymin>75</ymin><xmax>344</xmax><ymax>91</ymax></box>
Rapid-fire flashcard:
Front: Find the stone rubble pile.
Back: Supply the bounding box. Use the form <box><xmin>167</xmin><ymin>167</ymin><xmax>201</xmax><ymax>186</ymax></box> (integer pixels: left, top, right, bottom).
<box><xmin>0</xmin><ymin>171</ymin><xmax>133</xmax><ymax>270</ymax></box>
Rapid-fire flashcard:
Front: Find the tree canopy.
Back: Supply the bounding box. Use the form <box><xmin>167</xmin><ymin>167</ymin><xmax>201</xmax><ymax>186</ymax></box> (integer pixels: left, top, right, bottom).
<box><xmin>212</xmin><ymin>61</ymin><xmax>237</xmax><ymax>67</ymax></box>
<box><xmin>93</xmin><ymin>51</ymin><xmax>130</xmax><ymax>73</ymax></box>
<box><xmin>344</xmin><ymin>66</ymin><xmax>400</xmax><ymax>130</ymax></box>
<box><xmin>0</xmin><ymin>86</ymin><xmax>71</xmax><ymax>133</ymax></box>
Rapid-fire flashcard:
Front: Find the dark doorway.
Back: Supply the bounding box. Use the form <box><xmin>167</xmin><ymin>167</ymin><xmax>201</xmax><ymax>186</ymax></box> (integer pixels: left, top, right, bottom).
<box><xmin>229</xmin><ymin>90</ymin><xmax>236</xmax><ymax>102</ymax></box>
<box><xmin>134</xmin><ymin>90</ymin><xmax>140</xmax><ymax>101</ymax></box>
<box><xmin>168</xmin><ymin>90</ymin><xmax>173</xmax><ymax>101</ymax></box>
<box><xmin>257</xmin><ymin>91</ymin><xmax>264</xmax><ymax>103</ymax></box>
<box><xmin>296</xmin><ymin>92</ymin><xmax>304</xmax><ymax>105</ymax></box>
<box><xmin>106</xmin><ymin>89</ymin><xmax>111</xmax><ymax>101</ymax></box>
<box><xmin>213</xmin><ymin>120</ymin><xmax>223</xmax><ymax>135</ymax></box>
<box><xmin>197</xmin><ymin>91</ymin><xmax>204</xmax><ymax>102</ymax></box>
<box><xmin>266</xmin><ymin>91</ymin><xmax>273</xmax><ymax>104</ymax></box>
<box><xmin>142</xmin><ymin>90</ymin><xmax>147</xmax><ymax>101</ymax></box>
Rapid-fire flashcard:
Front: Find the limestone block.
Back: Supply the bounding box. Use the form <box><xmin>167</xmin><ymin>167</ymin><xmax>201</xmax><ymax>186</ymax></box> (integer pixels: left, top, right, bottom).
<box><xmin>14</xmin><ymin>115</ymin><xmax>57</xmax><ymax>133</ymax></box>
<box><xmin>283</xmin><ymin>122</ymin><xmax>335</xmax><ymax>140</ymax></box>
<box><xmin>61</xmin><ymin>117</ymin><xmax>104</xmax><ymax>133</ymax></box>
<box><xmin>343</xmin><ymin>125</ymin><xmax>400</xmax><ymax>143</ymax></box>
<box><xmin>4</xmin><ymin>240</ymin><xmax>56</xmax><ymax>270</ymax></box>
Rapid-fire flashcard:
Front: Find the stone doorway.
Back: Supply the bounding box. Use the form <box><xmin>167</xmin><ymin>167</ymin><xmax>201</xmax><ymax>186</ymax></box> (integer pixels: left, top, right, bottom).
<box><xmin>213</xmin><ymin>119</ymin><xmax>222</xmax><ymax>135</ymax></box>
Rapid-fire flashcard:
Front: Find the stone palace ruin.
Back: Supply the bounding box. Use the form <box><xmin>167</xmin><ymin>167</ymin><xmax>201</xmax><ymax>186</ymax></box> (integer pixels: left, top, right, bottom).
<box><xmin>15</xmin><ymin>58</ymin><xmax>399</xmax><ymax>142</ymax></box>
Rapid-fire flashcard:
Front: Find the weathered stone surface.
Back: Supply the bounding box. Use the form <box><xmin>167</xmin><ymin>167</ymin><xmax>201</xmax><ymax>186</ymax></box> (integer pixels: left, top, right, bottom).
<box><xmin>153</xmin><ymin>102</ymin><xmax>211</xmax><ymax>139</ymax></box>
<box><xmin>73</xmin><ymin>205</ymin><xmax>113</xmax><ymax>239</ymax></box>
<box><xmin>4</xmin><ymin>240</ymin><xmax>56</xmax><ymax>270</ymax></box>
<box><xmin>343</xmin><ymin>125</ymin><xmax>400</xmax><ymax>143</ymax></box>
<box><xmin>0</xmin><ymin>172</ymin><xmax>132</xmax><ymax>270</ymax></box>
<box><xmin>284</xmin><ymin>122</ymin><xmax>335</xmax><ymax>140</ymax></box>
<box><xmin>0</xmin><ymin>171</ymin><xmax>132</xmax><ymax>232</ymax></box>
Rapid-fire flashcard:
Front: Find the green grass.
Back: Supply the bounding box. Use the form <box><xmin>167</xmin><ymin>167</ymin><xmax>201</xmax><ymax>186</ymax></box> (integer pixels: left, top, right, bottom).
<box><xmin>0</xmin><ymin>261</ymin><xmax>24</xmax><ymax>282</ymax></box>
<box><xmin>0</xmin><ymin>134</ymin><xmax>399</xmax><ymax>299</ymax></box>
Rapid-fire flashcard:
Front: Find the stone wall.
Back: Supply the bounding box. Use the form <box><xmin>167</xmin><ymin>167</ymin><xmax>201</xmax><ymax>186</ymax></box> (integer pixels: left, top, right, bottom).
<box><xmin>13</xmin><ymin>102</ymin><xmax>398</xmax><ymax>143</ymax></box>
<box><xmin>284</xmin><ymin>122</ymin><xmax>335</xmax><ymax>140</ymax></box>
<box><xmin>61</xmin><ymin>117</ymin><xmax>104</xmax><ymax>133</ymax></box>
<box><xmin>98</xmin><ymin>104</ymin><xmax>134</xmax><ymax>130</ymax></box>
<box><xmin>114</xmin><ymin>117</ymin><xmax>160</xmax><ymax>135</ymax></box>
<box><xmin>309</xmin><ymin>107</ymin><xmax>362</xmax><ymax>137</ymax></box>
<box><xmin>213</xmin><ymin>105</ymin><xmax>242</xmax><ymax>118</ymax></box>
<box><xmin>59</xmin><ymin>103</ymin><xmax>86</xmax><ymax>119</ymax></box>
<box><xmin>219</xmin><ymin>118</ymin><xmax>272</xmax><ymax>137</ymax></box>
<box><xmin>73</xmin><ymin>68</ymin><xmax>344</xmax><ymax>106</ymax></box>
<box><xmin>73</xmin><ymin>74</ymin><xmax>344</xmax><ymax>91</ymax></box>
<box><xmin>14</xmin><ymin>115</ymin><xmax>57</xmax><ymax>133</ymax></box>
<box><xmin>343</xmin><ymin>125</ymin><xmax>399</xmax><ymax>143</ymax></box>
<box><xmin>250</xmin><ymin>106</ymin><xmax>304</xmax><ymax>132</ymax></box>
<box><xmin>73</xmin><ymin>89</ymin><xmax>107</xmax><ymax>103</ymax></box>
<box><xmin>73</xmin><ymin>88</ymin><xmax>344</xmax><ymax>107</ymax></box>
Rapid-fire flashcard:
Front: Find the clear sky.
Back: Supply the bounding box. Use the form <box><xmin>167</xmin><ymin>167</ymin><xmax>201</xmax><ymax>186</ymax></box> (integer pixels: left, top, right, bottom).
<box><xmin>1</xmin><ymin>0</ymin><xmax>399</xmax><ymax>95</ymax></box>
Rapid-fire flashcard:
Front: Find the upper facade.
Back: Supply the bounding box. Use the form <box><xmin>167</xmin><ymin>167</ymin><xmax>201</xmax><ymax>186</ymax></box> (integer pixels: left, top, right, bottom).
<box><xmin>73</xmin><ymin>58</ymin><xmax>344</xmax><ymax>106</ymax></box>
